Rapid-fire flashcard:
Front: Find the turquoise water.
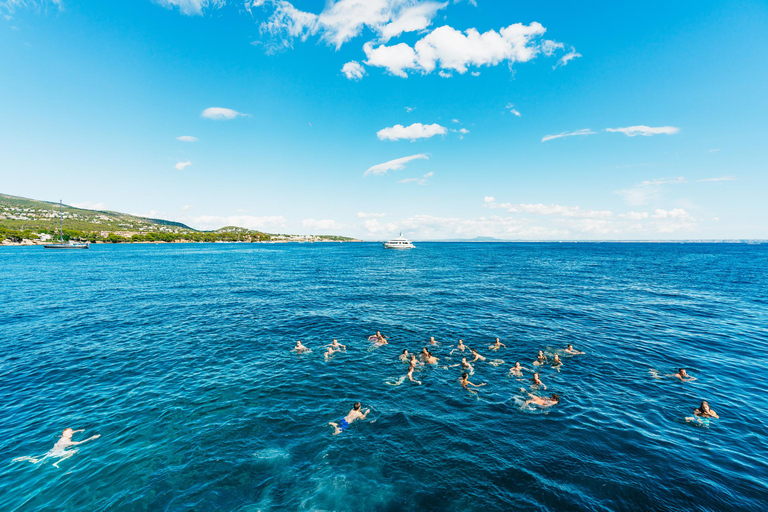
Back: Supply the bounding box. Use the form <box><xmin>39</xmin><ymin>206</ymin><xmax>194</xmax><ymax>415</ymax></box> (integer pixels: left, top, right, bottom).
<box><xmin>1</xmin><ymin>243</ymin><xmax>767</xmax><ymax>511</ymax></box>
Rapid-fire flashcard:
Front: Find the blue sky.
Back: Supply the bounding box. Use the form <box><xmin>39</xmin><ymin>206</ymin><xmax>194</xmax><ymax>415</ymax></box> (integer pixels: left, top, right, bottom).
<box><xmin>1</xmin><ymin>0</ymin><xmax>766</xmax><ymax>239</ymax></box>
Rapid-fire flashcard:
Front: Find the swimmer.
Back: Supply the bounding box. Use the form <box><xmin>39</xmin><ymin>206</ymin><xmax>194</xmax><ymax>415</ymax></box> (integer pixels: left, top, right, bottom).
<box><xmin>329</xmin><ymin>402</ymin><xmax>370</xmax><ymax>435</ymax></box>
<box><xmin>686</xmin><ymin>401</ymin><xmax>719</xmax><ymax>423</ymax></box>
<box><xmin>531</xmin><ymin>372</ymin><xmax>547</xmax><ymax>390</ymax></box>
<box><xmin>448</xmin><ymin>357</ymin><xmax>474</xmax><ymax>374</ymax></box>
<box><xmin>552</xmin><ymin>354</ymin><xmax>563</xmax><ymax>366</ymax></box>
<box><xmin>410</xmin><ymin>354</ymin><xmax>421</xmax><ymax>368</ymax></box>
<box><xmin>407</xmin><ymin>363</ymin><xmax>422</xmax><ymax>385</ymax></box>
<box><xmin>508</xmin><ymin>361</ymin><xmax>529</xmax><ymax>376</ymax></box>
<box><xmin>399</xmin><ymin>349</ymin><xmax>411</xmax><ymax>362</ymax></box>
<box><xmin>326</xmin><ymin>339</ymin><xmax>346</xmax><ymax>352</ymax></box>
<box><xmin>425</xmin><ymin>351</ymin><xmax>439</xmax><ymax>365</ymax></box>
<box><xmin>375</xmin><ymin>331</ymin><xmax>388</xmax><ymax>343</ymax></box>
<box><xmin>565</xmin><ymin>344</ymin><xmax>585</xmax><ymax>355</ymax></box>
<box><xmin>294</xmin><ymin>340</ymin><xmax>309</xmax><ymax>354</ymax></box>
<box><xmin>324</xmin><ymin>346</ymin><xmax>336</xmax><ymax>361</ymax></box>
<box><xmin>429</xmin><ymin>336</ymin><xmax>439</xmax><ymax>346</ymax></box>
<box><xmin>13</xmin><ymin>428</ymin><xmax>101</xmax><ymax>468</ymax></box>
<box><xmin>524</xmin><ymin>393</ymin><xmax>560</xmax><ymax>408</ymax></box>
<box><xmin>470</xmin><ymin>349</ymin><xmax>486</xmax><ymax>363</ymax></box>
<box><xmin>533</xmin><ymin>350</ymin><xmax>548</xmax><ymax>366</ymax></box>
<box><xmin>420</xmin><ymin>346</ymin><xmax>430</xmax><ymax>361</ymax></box>
<box><xmin>459</xmin><ymin>372</ymin><xmax>486</xmax><ymax>390</ymax></box>
<box><xmin>489</xmin><ymin>338</ymin><xmax>506</xmax><ymax>351</ymax></box>
<box><xmin>672</xmin><ymin>368</ymin><xmax>697</xmax><ymax>381</ymax></box>
<box><xmin>450</xmin><ymin>339</ymin><xmax>469</xmax><ymax>355</ymax></box>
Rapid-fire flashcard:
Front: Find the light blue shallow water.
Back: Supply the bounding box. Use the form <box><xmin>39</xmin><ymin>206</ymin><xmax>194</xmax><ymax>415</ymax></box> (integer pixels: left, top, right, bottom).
<box><xmin>1</xmin><ymin>242</ymin><xmax>767</xmax><ymax>511</ymax></box>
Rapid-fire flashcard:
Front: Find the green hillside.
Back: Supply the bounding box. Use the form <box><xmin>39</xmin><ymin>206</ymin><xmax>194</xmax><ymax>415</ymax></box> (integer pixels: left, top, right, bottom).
<box><xmin>0</xmin><ymin>193</ymin><xmax>359</xmax><ymax>244</ymax></box>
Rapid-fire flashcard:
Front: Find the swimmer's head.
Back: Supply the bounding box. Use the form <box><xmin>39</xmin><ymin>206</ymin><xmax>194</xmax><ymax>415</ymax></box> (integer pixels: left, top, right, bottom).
<box><xmin>567</xmin><ymin>344</ymin><xmax>573</xmax><ymax>349</ymax></box>
<box><xmin>459</xmin><ymin>339</ymin><xmax>463</xmax><ymax>344</ymax></box>
<box><xmin>402</xmin><ymin>349</ymin><xmax>408</xmax><ymax>355</ymax></box>
<box><xmin>551</xmin><ymin>394</ymin><xmax>560</xmax><ymax>403</ymax></box>
<box><xmin>679</xmin><ymin>368</ymin><xmax>687</xmax><ymax>376</ymax></box>
<box><xmin>471</xmin><ymin>349</ymin><xmax>478</xmax><ymax>354</ymax></box>
<box><xmin>462</xmin><ymin>357</ymin><xmax>468</xmax><ymax>363</ymax></box>
<box><xmin>496</xmin><ymin>338</ymin><xmax>500</xmax><ymax>342</ymax></box>
<box><xmin>63</xmin><ymin>428</ymin><xmax>73</xmax><ymax>436</ymax></box>
<box><xmin>700</xmin><ymin>401</ymin><xmax>710</xmax><ymax>412</ymax></box>
<box><xmin>353</xmin><ymin>402</ymin><xmax>361</xmax><ymax>410</ymax></box>
<box><xmin>538</xmin><ymin>350</ymin><xmax>544</xmax><ymax>356</ymax></box>
<box><xmin>461</xmin><ymin>372</ymin><xmax>468</xmax><ymax>379</ymax></box>
<box><xmin>514</xmin><ymin>361</ymin><xmax>520</xmax><ymax>367</ymax></box>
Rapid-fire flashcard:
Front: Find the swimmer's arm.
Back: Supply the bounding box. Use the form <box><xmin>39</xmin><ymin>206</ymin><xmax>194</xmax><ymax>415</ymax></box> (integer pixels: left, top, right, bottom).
<box><xmin>468</xmin><ymin>382</ymin><xmax>486</xmax><ymax>387</ymax></box>
<box><xmin>686</xmin><ymin>376</ymin><xmax>697</xmax><ymax>381</ymax></box>
<box><xmin>72</xmin><ymin>434</ymin><xmax>100</xmax><ymax>445</ymax></box>
<box><xmin>361</xmin><ymin>409</ymin><xmax>370</xmax><ymax>419</ymax></box>
<box><xmin>709</xmin><ymin>410</ymin><xmax>719</xmax><ymax>419</ymax></box>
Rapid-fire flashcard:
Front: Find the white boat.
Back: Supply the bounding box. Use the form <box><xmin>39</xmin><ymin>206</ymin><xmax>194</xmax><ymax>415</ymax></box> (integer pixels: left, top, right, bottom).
<box><xmin>383</xmin><ymin>233</ymin><xmax>415</xmax><ymax>249</ymax></box>
<box><xmin>43</xmin><ymin>200</ymin><xmax>90</xmax><ymax>249</ymax></box>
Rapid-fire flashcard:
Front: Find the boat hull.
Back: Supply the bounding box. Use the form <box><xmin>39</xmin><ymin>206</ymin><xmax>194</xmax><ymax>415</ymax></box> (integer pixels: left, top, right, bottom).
<box><xmin>383</xmin><ymin>243</ymin><xmax>414</xmax><ymax>249</ymax></box>
<box><xmin>43</xmin><ymin>244</ymin><xmax>89</xmax><ymax>249</ymax></box>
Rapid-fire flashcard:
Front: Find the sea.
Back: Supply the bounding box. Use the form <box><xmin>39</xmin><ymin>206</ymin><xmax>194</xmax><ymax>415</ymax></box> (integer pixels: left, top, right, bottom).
<box><xmin>1</xmin><ymin>242</ymin><xmax>767</xmax><ymax>511</ymax></box>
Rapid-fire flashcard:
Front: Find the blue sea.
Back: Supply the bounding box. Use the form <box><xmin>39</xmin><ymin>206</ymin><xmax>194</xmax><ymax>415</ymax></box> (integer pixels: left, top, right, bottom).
<box><xmin>2</xmin><ymin>242</ymin><xmax>767</xmax><ymax>511</ymax></box>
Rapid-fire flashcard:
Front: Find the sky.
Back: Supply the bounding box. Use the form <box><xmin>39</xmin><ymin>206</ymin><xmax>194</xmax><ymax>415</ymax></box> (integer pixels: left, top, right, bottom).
<box><xmin>1</xmin><ymin>0</ymin><xmax>767</xmax><ymax>240</ymax></box>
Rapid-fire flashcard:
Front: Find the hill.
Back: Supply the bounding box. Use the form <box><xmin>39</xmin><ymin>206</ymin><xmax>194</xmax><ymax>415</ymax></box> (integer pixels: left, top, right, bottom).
<box><xmin>0</xmin><ymin>193</ymin><xmax>358</xmax><ymax>244</ymax></box>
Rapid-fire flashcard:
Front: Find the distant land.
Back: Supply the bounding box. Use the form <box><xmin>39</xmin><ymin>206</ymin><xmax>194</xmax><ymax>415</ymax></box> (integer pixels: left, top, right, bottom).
<box><xmin>0</xmin><ymin>193</ymin><xmax>359</xmax><ymax>245</ymax></box>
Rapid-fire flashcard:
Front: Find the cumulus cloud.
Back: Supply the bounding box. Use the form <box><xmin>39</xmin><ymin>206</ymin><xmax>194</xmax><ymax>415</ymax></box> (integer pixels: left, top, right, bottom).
<box><xmin>606</xmin><ymin>125</ymin><xmax>679</xmax><ymax>137</ymax></box>
<box><xmin>377</xmin><ymin>122</ymin><xmax>447</xmax><ymax>141</ymax></box>
<box><xmin>356</xmin><ymin>212</ymin><xmax>386</xmax><ymax>218</ymax></box>
<box><xmin>341</xmin><ymin>60</ymin><xmax>366</xmax><ymax>80</ymax></box>
<box><xmin>618</xmin><ymin>211</ymin><xmax>649</xmax><ymax>220</ymax></box>
<box><xmin>365</xmin><ymin>153</ymin><xmax>428</xmax><ymax>175</ymax></box>
<box><xmin>175</xmin><ymin>161</ymin><xmax>192</xmax><ymax>170</ymax></box>
<box><xmin>302</xmin><ymin>218</ymin><xmax>345</xmax><ymax>231</ymax></box>
<box><xmin>399</xmin><ymin>171</ymin><xmax>433</xmax><ymax>185</ymax></box>
<box><xmin>176</xmin><ymin>135</ymin><xmax>198</xmax><ymax>142</ymax></box>
<box><xmin>252</xmin><ymin>0</ymin><xmax>449</xmax><ymax>51</ymax></box>
<box><xmin>156</xmin><ymin>0</ymin><xmax>224</xmax><ymax>16</ymax></box>
<box><xmin>541</xmin><ymin>129</ymin><xmax>595</xmax><ymax>142</ymax></box>
<box><xmin>181</xmin><ymin>214</ymin><xmax>287</xmax><ymax>231</ymax></box>
<box><xmin>201</xmin><ymin>107</ymin><xmax>249</xmax><ymax>120</ymax></box>
<box><xmin>362</xmin><ymin>214</ymin><xmax>566</xmax><ymax>239</ymax></box>
<box><xmin>363</xmin><ymin>22</ymin><xmax>551</xmax><ymax>77</ymax></box>
<box><xmin>485</xmin><ymin>199</ymin><xmax>613</xmax><ymax>219</ymax></box>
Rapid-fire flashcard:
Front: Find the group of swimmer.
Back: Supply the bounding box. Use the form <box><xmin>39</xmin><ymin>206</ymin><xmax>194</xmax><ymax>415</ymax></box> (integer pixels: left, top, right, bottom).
<box><xmin>294</xmin><ymin>333</ymin><xmax>720</xmax><ymax>434</ymax></box>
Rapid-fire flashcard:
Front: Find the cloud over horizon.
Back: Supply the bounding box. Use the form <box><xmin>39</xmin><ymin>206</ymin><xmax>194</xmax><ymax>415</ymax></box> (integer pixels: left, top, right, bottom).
<box><xmin>365</xmin><ymin>153</ymin><xmax>429</xmax><ymax>175</ymax></box>
<box><xmin>201</xmin><ymin>107</ymin><xmax>249</xmax><ymax>120</ymax></box>
<box><xmin>377</xmin><ymin>122</ymin><xmax>447</xmax><ymax>141</ymax></box>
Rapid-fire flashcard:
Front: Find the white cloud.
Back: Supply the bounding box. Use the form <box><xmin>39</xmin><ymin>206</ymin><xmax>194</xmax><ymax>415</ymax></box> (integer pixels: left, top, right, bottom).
<box><xmin>470</xmin><ymin>71</ymin><xmax>480</xmax><ymax>76</ymax></box>
<box><xmin>640</xmin><ymin>177</ymin><xmax>687</xmax><ymax>186</ymax></box>
<box><xmin>618</xmin><ymin>211</ymin><xmax>649</xmax><ymax>220</ymax></box>
<box><xmin>156</xmin><ymin>0</ymin><xmax>224</xmax><ymax>16</ymax></box>
<box><xmin>606</xmin><ymin>125</ymin><xmax>679</xmax><ymax>137</ymax></box>
<box><xmin>302</xmin><ymin>218</ymin><xmax>345</xmax><ymax>231</ymax></box>
<box><xmin>698</xmin><ymin>176</ymin><xmax>736</xmax><ymax>182</ymax></box>
<box><xmin>484</xmin><ymin>196</ymin><xmax>495</xmax><ymax>203</ymax></box>
<box><xmin>451</xmin><ymin>119</ymin><xmax>460</xmax><ymax>123</ymax></box>
<box><xmin>253</xmin><ymin>0</ymin><xmax>448</xmax><ymax>51</ymax></box>
<box><xmin>176</xmin><ymin>135</ymin><xmax>198</xmax><ymax>142</ymax></box>
<box><xmin>377</xmin><ymin>122</ymin><xmax>447</xmax><ymax>141</ymax></box>
<box><xmin>182</xmin><ymin>214</ymin><xmax>287</xmax><ymax>231</ymax></box>
<box><xmin>181</xmin><ymin>204</ymin><xmax>194</xmax><ymax>211</ymax></box>
<box><xmin>554</xmin><ymin>48</ymin><xmax>581</xmax><ymax>68</ymax></box>
<box><xmin>363</xmin><ymin>214</ymin><xmax>567</xmax><ymax>239</ymax></box>
<box><xmin>541</xmin><ymin>129</ymin><xmax>595</xmax><ymax>142</ymax></box>
<box><xmin>356</xmin><ymin>212</ymin><xmax>386</xmax><ymax>218</ymax></box>
<box><xmin>365</xmin><ymin>153</ymin><xmax>428</xmax><ymax>175</ymax></box>
<box><xmin>404</xmin><ymin>106</ymin><xmax>414</xmax><ymax>112</ymax></box>
<box><xmin>399</xmin><ymin>171</ymin><xmax>433</xmax><ymax>185</ymax></box>
<box><xmin>541</xmin><ymin>40</ymin><xmax>563</xmax><ymax>56</ymax></box>
<box><xmin>438</xmin><ymin>70</ymin><xmax>452</xmax><ymax>78</ymax></box>
<box><xmin>707</xmin><ymin>148</ymin><xmax>721</xmax><ymax>153</ymax></box>
<box><xmin>341</xmin><ymin>60</ymin><xmax>366</xmax><ymax>80</ymax></box>
<box><xmin>71</xmin><ymin>201</ymin><xmax>106</xmax><ymax>210</ymax></box>
<box><xmin>201</xmin><ymin>107</ymin><xmax>249</xmax><ymax>120</ymax></box>
<box><xmin>175</xmin><ymin>161</ymin><xmax>192</xmax><ymax>170</ymax></box>
<box><xmin>485</xmin><ymin>200</ymin><xmax>613</xmax><ymax>219</ymax></box>
<box><xmin>364</xmin><ymin>22</ymin><xmax>550</xmax><ymax>77</ymax></box>
<box><xmin>506</xmin><ymin>103</ymin><xmax>521</xmax><ymax>117</ymax></box>
<box><xmin>1</xmin><ymin>0</ymin><xmax>61</xmax><ymax>14</ymax></box>
<box><xmin>651</xmin><ymin>208</ymin><xmax>692</xmax><ymax>220</ymax></box>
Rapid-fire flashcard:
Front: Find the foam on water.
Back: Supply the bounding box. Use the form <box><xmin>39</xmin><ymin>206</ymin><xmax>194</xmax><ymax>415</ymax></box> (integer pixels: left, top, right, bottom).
<box><xmin>1</xmin><ymin>242</ymin><xmax>768</xmax><ymax>511</ymax></box>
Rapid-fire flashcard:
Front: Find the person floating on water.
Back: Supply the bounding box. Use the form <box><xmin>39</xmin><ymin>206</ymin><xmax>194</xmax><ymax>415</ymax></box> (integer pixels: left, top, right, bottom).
<box><xmin>508</xmin><ymin>361</ymin><xmax>529</xmax><ymax>377</ymax></box>
<box><xmin>13</xmin><ymin>428</ymin><xmax>100</xmax><ymax>468</ymax></box>
<box><xmin>470</xmin><ymin>349</ymin><xmax>486</xmax><ymax>363</ymax></box>
<box><xmin>524</xmin><ymin>393</ymin><xmax>560</xmax><ymax>408</ymax></box>
<box><xmin>294</xmin><ymin>340</ymin><xmax>309</xmax><ymax>354</ymax></box>
<box><xmin>533</xmin><ymin>350</ymin><xmax>548</xmax><ymax>366</ymax></box>
<box><xmin>686</xmin><ymin>401</ymin><xmax>719</xmax><ymax>424</ymax></box>
<box><xmin>565</xmin><ymin>344</ymin><xmax>585</xmax><ymax>355</ymax></box>
<box><xmin>531</xmin><ymin>372</ymin><xmax>547</xmax><ymax>390</ymax></box>
<box><xmin>420</xmin><ymin>346</ymin><xmax>430</xmax><ymax>361</ymax></box>
<box><xmin>425</xmin><ymin>351</ymin><xmax>439</xmax><ymax>365</ymax></box>
<box><xmin>371</xmin><ymin>331</ymin><xmax>388</xmax><ymax>345</ymax></box>
<box><xmin>329</xmin><ymin>402</ymin><xmax>370</xmax><ymax>435</ymax></box>
<box><xmin>407</xmin><ymin>362</ymin><xmax>422</xmax><ymax>385</ymax></box>
<box><xmin>448</xmin><ymin>357</ymin><xmax>474</xmax><ymax>374</ymax></box>
<box><xmin>489</xmin><ymin>338</ymin><xmax>506</xmax><ymax>351</ymax></box>
<box><xmin>324</xmin><ymin>346</ymin><xmax>335</xmax><ymax>361</ymax></box>
<box><xmin>400</xmin><ymin>349</ymin><xmax>411</xmax><ymax>362</ymax></box>
<box><xmin>552</xmin><ymin>354</ymin><xmax>563</xmax><ymax>368</ymax></box>
<box><xmin>459</xmin><ymin>372</ymin><xmax>486</xmax><ymax>393</ymax></box>
<box><xmin>410</xmin><ymin>354</ymin><xmax>421</xmax><ymax>368</ymax></box>
<box><xmin>450</xmin><ymin>339</ymin><xmax>469</xmax><ymax>355</ymax></box>
<box><xmin>326</xmin><ymin>339</ymin><xmax>346</xmax><ymax>352</ymax></box>
<box><xmin>429</xmin><ymin>336</ymin><xmax>439</xmax><ymax>346</ymax></box>
<box><xmin>650</xmin><ymin>368</ymin><xmax>697</xmax><ymax>382</ymax></box>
